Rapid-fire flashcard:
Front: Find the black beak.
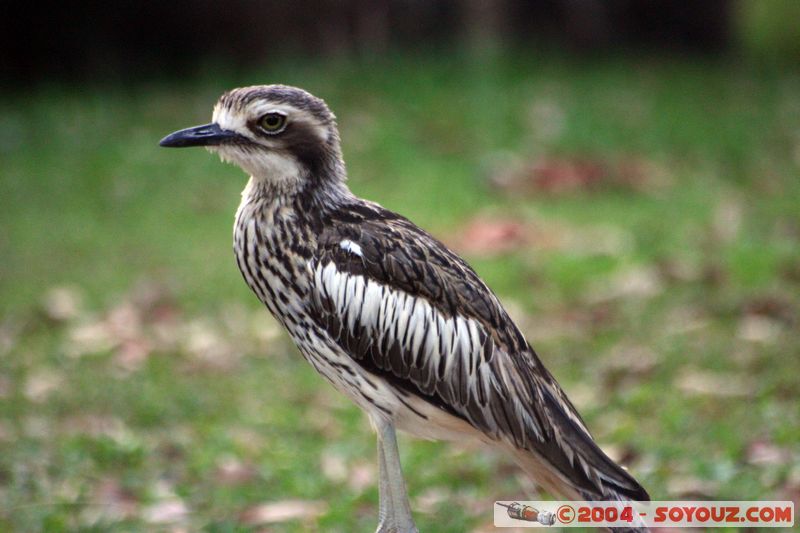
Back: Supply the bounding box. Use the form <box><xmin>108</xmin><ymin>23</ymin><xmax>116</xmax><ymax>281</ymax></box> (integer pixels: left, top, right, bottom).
<box><xmin>159</xmin><ymin>123</ymin><xmax>240</xmax><ymax>148</ymax></box>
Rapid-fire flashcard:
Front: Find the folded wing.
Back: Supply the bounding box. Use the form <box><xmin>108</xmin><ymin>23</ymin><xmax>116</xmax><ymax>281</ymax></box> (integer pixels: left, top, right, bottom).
<box><xmin>309</xmin><ymin>202</ymin><xmax>648</xmax><ymax>502</ymax></box>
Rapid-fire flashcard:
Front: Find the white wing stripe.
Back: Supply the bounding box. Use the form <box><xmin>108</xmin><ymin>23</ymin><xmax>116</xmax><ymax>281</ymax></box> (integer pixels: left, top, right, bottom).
<box><xmin>315</xmin><ymin>261</ymin><xmax>499</xmax><ymax>413</ymax></box>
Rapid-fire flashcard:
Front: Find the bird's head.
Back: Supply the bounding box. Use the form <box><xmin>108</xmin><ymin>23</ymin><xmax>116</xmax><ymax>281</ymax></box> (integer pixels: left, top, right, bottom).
<box><xmin>160</xmin><ymin>85</ymin><xmax>344</xmax><ymax>193</ymax></box>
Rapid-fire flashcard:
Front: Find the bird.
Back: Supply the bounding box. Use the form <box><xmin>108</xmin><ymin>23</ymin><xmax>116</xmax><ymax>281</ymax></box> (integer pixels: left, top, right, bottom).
<box><xmin>159</xmin><ymin>84</ymin><xmax>649</xmax><ymax>532</ymax></box>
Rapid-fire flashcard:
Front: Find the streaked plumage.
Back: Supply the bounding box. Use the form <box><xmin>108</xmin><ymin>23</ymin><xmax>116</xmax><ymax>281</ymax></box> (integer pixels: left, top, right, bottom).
<box><xmin>161</xmin><ymin>84</ymin><xmax>649</xmax><ymax>532</ymax></box>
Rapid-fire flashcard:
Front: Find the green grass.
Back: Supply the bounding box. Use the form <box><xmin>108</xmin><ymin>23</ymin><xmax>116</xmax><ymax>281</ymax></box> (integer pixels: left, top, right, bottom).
<box><xmin>1</xmin><ymin>51</ymin><xmax>799</xmax><ymax>531</ymax></box>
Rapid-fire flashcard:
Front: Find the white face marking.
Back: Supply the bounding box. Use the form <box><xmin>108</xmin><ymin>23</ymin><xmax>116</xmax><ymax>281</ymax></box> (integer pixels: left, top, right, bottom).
<box><xmin>208</xmin><ymin>100</ymin><xmax>329</xmax><ymax>185</ymax></box>
<box><xmin>339</xmin><ymin>240</ymin><xmax>363</xmax><ymax>256</ymax></box>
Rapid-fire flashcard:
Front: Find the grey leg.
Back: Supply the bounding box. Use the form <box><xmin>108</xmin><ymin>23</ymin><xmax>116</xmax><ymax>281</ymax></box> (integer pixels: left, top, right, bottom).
<box><xmin>373</xmin><ymin>418</ymin><xmax>418</xmax><ymax>533</ymax></box>
<box><xmin>376</xmin><ymin>434</ymin><xmax>394</xmax><ymax>530</ymax></box>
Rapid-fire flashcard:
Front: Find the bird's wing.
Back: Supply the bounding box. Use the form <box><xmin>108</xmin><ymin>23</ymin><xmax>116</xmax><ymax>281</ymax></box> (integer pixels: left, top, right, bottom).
<box><xmin>309</xmin><ymin>201</ymin><xmax>647</xmax><ymax>501</ymax></box>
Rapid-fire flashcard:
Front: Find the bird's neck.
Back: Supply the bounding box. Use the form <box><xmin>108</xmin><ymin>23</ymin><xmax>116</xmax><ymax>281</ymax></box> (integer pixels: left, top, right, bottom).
<box><xmin>242</xmin><ymin>173</ymin><xmax>355</xmax><ymax>217</ymax></box>
<box><xmin>241</xmin><ymin>140</ymin><xmax>352</xmax><ymax>211</ymax></box>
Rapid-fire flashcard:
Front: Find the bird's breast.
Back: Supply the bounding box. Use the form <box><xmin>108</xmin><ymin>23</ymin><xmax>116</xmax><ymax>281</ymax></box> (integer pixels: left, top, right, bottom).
<box><xmin>233</xmin><ymin>196</ymin><xmax>314</xmax><ymax>327</ymax></box>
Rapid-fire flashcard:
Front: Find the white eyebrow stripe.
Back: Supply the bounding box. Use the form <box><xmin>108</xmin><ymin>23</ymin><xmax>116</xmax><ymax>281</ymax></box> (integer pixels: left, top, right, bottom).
<box><xmin>213</xmin><ymin>100</ymin><xmax>330</xmax><ymax>144</ymax></box>
<box><xmin>340</xmin><ymin>240</ymin><xmax>363</xmax><ymax>257</ymax></box>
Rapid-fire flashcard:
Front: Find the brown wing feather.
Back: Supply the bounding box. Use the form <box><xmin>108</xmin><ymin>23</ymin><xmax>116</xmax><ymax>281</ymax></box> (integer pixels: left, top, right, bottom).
<box><xmin>311</xmin><ymin>200</ymin><xmax>648</xmax><ymax>501</ymax></box>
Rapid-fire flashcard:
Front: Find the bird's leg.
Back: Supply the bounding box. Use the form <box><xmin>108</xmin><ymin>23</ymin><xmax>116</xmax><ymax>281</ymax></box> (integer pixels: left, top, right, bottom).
<box><xmin>376</xmin><ymin>431</ymin><xmax>394</xmax><ymax>530</ymax></box>
<box><xmin>374</xmin><ymin>418</ymin><xmax>418</xmax><ymax>533</ymax></box>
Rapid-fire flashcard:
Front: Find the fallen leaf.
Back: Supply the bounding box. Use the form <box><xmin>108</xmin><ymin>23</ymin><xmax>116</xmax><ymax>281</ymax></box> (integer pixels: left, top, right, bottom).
<box><xmin>320</xmin><ymin>450</ymin><xmax>348</xmax><ymax>483</ymax></box>
<box><xmin>144</xmin><ymin>481</ymin><xmax>189</xmax><ymax>524</ymax></box>
<box><xmin>666</xmin><ymin>475</ymin><xmax>719</xmax><ymax>498</ymax></box>
<box><xmin>0</xmin><ymin>421</ymin><xmax>14</xmax><ymax>442</ymax></box>
<box><xmin>347</xmin><ymin>460</ymin><xmax>376</xmax><ymax>493</ymax></box>
<box><xmin>746</xmin><ymin>440</ymin><xmax>792</xmax><ymax>466</ymax></box>
<box><xmin>215</xmin><ymin>455</ymin><xmax>258</xmax><ymax>485</ymax></box>
<box><xmin>674</xmin><ymin>368</ymin><xmax>757</xmax><ymax>398</ymax></box>
<box><xmin>240</xmin><ymin>500</ymin><xmax>328</xmax><ymax>525</ymax></box>
<box><xmin>657</xmin><ymin>257</ymin><xmax>702</xmax><ymax>283</ymax></box>
<box><xmin>0</xmin><ymin>319</ymin><xmax>18</xmax><ymax>356</ymax></box>
<box><xmin>587</xmin><ymin>265</ymin><xmax>664</xmax><ymax>303</ymax></box>
<box><xmin>66</xmin><ymin>318</ymin><xmax>117</xmax><ymax>357</ymax></box>
<box><xmin>604</xmin><ymin>344</ymin><xmax>658</xmax><ymax>376</ymax></box>
<box><xmin>61</xmin><ymin>414</ymin><xmax>126</xmax><ymax>438</ymax></box>
<box><xmin>113</xmin><ymin>338</ymin><xmax>152</xmax><ymax>373</ymax></box>
<box><xmin>781</xmin><ymin>259</ymin><xmax>800</xmax><ymax>284</ymax></box>
<box><xmin>527</xmin><ymin>98</ymin><xmax>566</xmax><ymax>142</ymax></box>
<box><xmin>107</xmin><ymin>302</ymin><xmax>143</xmax><ymax>341</ymax></box>
<box><xmin>129</xmin><ymin>279</ymin><xmax>176</xmax><ymax>321</ymax></box>
<box><xmin>559</xmin><ymin>224</ymin><xmax>634</xmax><ymax>257</ymax></box>
<box><xmin>142</xmin><ymin>500</ymin><xmax>189</xmax><ymax>524</ymax></box>
<box><xmin>250</xmin><ymin>312</ymin><xmax>284</xmax><ymax>346</ymax></box>
<box><xmin>92</xmin><ymin>477</ymin><xmax>139</xmax><ymax>521</ymax></box>
<box><xmin>487</xmin><ymin>154</ymin><xmax>669</xmax><ymax>196</ymax></box>
<box><xmin>737</xmin><ymin>315</ymin><xmax>783</xmax><ymax>344</ymax></box>
<box><xmin>711</xmin><ymin>197</ymin><xmax>743</xmax><ymax>244</ymax></box>
<box><xmin>472</xmin><ymin>524</ymin><xmax>529</xmax><ymax>533</ymax></box>
<box><xmin>415</xmin><ymin>487</ymin><xmax>449</xmax><ymax>514</ymax></box>
<box><xmin>24</xmin><ymin>370</ymin><xmax>63</xmax><ymax>403</ymax></box>
<box><xmin>228</xmin><ymin>426</ymin><xmax>266</xmax><ymax>455</ymax></box>
<box><xmin>530</xmin><ymin>157</ymin><xmax>607</xmax><ymax>193</ymax></box>
<box><xmin>181</xmin><ymin>319</ymin><xmax>237</xmax><ymax>370</ymax></box>
<box><xmin>0</xmin><ymin>375</ymin><xmax>11</xmax><ymax>399</ymax></box>
<box><xmin>451</xmin><ymin>216</ymin><xmax>529</xmax><ymax>256</ymax></box>
<box><xmin>562</xmin><ymin>383</ymin><xmax>601</xmax><ymax>412</ymax></box>
<box><xmin>662</xmin><ymin>306</ymin><xmax>710</xmax><ymax>337</ymax></box>
<box><xmin>600</xmin><ymin>344</ymin><xmax>659</xmax><ymax>391</ymax></box>
<box><xmin>741</xmin><ymin>295</ymin><xmax>795</xmax><ymax>324</ymax></box>
<box><xmin>42</xmin><ymin>285</ymin><xmax>84</xmax><ymax>322</ymax></box>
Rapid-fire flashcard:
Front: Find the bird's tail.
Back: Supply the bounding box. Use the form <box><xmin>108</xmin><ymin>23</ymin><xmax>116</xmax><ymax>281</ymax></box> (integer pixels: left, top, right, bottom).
<box><xmin>579</xmin><ymin>489</ymin><xmax>650</xmax><ymax>533</ymax></box>
<box><xmin>510</xmin><ymin>447</ymin><xmax>650</xmax><ymax>533</ymax></box>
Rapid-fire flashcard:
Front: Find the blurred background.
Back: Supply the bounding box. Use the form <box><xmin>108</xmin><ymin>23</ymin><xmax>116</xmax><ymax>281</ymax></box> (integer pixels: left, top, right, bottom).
<box><xmin>1</xmin><ymin>1</ymin><xmax>799</xmax><ymax>531</ymax></box>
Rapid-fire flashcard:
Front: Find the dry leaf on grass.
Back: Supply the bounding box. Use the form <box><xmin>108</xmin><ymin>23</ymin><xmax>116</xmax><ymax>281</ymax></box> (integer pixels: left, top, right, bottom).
<box><xmin>661</xmin><ymin>306</ymin><xmax>710</xmax><ymax>337</ymax></box>
<box><xmin>600</xmin><ymin>344</ymin><xmax>659</xmax><ymax>392</ymax></box>
<box><xmin>240</xmin><ymin>500</ymin><xmax>328</xmax><ymax>525</ymax></box>
<box><xmin>92</xmin><ymin>477</ymin><xmax>139</xmax><ymax>521</ymax></box>
<box><xmin>450</xmin><ymin>216</ymin><xmax>530</xmax><ymax>256</ymax></box>
<box><xmin>711</xmin><ymin>197</ymin><xmax>743</xmax><ymax>244</ymax></box>
<box><xmin>66</xmin><ymin>318</ymin><xmax>118</xmax><ymax>357</ymax></box>
<box><xmin>348</xmin><ymin>460</ymin><xmax>376</xmax><ymax>493</ymax></box>
<box><xmin>180</xmin><ymin>318</ymin><xmax>239</xmax><ymax>371</ymax></box>
<box><xmin>666</xmin><ymin>475</ymin><xmax>719</xmax><ymax>498</ymax></box>
<box><xmin>746</xmin><ymin>440</ymin><xmax>793</xmax><ymax>467</ymax></box>
<box><xmin>447</xmin><ymin>213</ymin><xmax>634</xmax><ymax>262</ymax></box>
<box><xmin>41</xmin><ymin>285</ymin><xmax>84</xmax><ymax>322</ymax></box>
<box><xmin>0</xmin><ymin>320</ymin><xmax>19</xmax><ymax>357</ymax></box>
<box><xmin>214</xmin><ymin>454</ymin><xmax>258</xmax><ymax>485</ymax></box>
<box><xmin>674</xmin><ymin>367</ymin><xmax>757</xmax><ymax>399</ymax></box>
<box><xmin>488</xmin><ymin>155</ymin><xmax>669</xmax><ymax>196</ymax></box>
<box><xmin>22</xmin><ymin>415</ymin><xmax>49</xmax><ymax>438</ymax></box>
<box><xmin>143</xmin><ymin>481</ymin><xmax>189</xmax><ymax>524</ymax></box>
<box><xmin>586</xmin><ymin>265</ymin><xmax>664</xmax><ymax>304</ymax></box>
<box><xmin>0</xmin><ymin>374</ymin><xmax>12</xmax><ymax>399</ymax></box>
<box><xmin>0</xmin><ymin>421</ymin><xmax>14</xmax><ymax>442</ymax></box>
<box><xmin>603</xmin><ymin>344</ymin><xmax>658</xmax><ymax>377</ymax></box>
<box><xmin>142</xmin><ymin>499</ymin><xmax>189</xmax><ymax>524</ymax></box>
<box><xmin>657</xmin><ymin>257</ymin><xmax>702</xmax><ymax>284</ymax></box>
<box><xmin>561</xmin><ymin>383</ymin><xmax>600</xmax><ymax>412</ymax></box>
<box><xmin>24</xmin><ymin>370</ymin><xmax>64</xmax><ymax>403</ymax></box>
<box><xmin>415</xmin><ymin>487</ymin><xmax>450</xmax><ymax>514</ymax></box>
<box><xmin>737</xmin><ymin>315</ymin><xmax>783</xmax><ymax>344</ymax></box>
<box><xmin>319</xmin><ymin>449</ymin><xmax>375</xmax><ymax>491</ymax></box>
<box><xmin>741</xmin><ymin>295</ymin><xmax>795</xmax><ymax>323</ymax></box>
<box><xmin>320</xmin><ymin>450</ymin><xmax>348</xmax><ymax>483</ymax></box>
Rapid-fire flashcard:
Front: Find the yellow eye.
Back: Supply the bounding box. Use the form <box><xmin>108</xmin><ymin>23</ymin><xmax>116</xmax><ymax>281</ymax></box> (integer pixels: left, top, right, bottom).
<box><xmin>260</xmin><ymin>112</ymin><xmax>286</xmax><ymax>133</ymax></box>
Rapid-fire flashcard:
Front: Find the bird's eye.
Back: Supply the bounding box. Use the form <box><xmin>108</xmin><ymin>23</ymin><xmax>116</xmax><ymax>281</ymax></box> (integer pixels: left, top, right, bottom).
<box><xmin>259</xmin><ymin>112</ymin><xmax>287</xmax><ymax>133</ymax></box>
